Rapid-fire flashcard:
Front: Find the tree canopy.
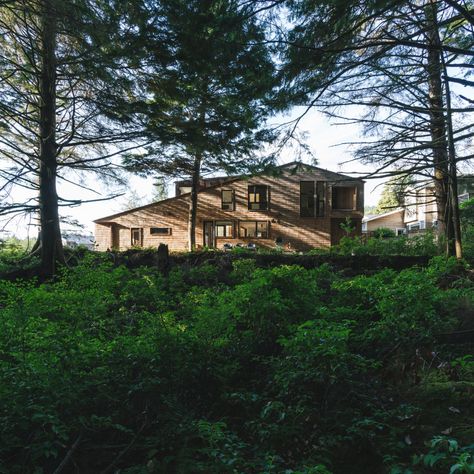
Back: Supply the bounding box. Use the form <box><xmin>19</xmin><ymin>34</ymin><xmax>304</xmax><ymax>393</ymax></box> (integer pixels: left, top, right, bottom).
<box><xmin>121</xmin><ymin>0</ymin><xmax>278</xmax><ymax>249</ymax></box>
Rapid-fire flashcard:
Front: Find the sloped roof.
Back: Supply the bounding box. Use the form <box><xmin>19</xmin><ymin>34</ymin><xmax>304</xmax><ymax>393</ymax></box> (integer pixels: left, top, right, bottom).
<box><xmin>94</xmin><ymin>161</ymin><xmax>362</xmax><ymax>223</ymax></box>
<box><xmin>362</xmin><ymin>208</ymin><xmax>404</xmax><ymax>223</ymax></box>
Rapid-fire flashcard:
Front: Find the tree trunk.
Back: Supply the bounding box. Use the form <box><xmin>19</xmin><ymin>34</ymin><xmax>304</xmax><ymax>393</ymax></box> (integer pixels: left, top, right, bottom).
<box><xmin>425</xmin><ymin>0</ymin><xmax>452</xmax><ymax>253</ymax></box>
<box><xmin>441</xmin><ymin>48</ymin><xmax>462</xmax><ymax>259</ymax></box>
<box><xmin>187</xmin><ymin>154</ymin><xmax>201</xmax><ymax>251</ymax></box>
<box><xmin>38</xmin><ymin>0</ymin><xmax>64</xmax><ymax>276</ymax></box>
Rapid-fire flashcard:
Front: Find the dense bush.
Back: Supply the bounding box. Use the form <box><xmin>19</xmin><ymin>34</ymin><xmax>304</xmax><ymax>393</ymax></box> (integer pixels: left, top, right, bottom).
<box><xmin>0</xmin><ymin>255</ymin><xmax>472</xmax><ymax>473</ymax></box>
<box><xmin>331</xmin><ymin>231</ymin><xmax>439</xmax><ymax>257</ymax></box>
<box><xmin>372</xmin><ymin>227</ymin><xmax>396</xmax><ymax>239</ymax></box>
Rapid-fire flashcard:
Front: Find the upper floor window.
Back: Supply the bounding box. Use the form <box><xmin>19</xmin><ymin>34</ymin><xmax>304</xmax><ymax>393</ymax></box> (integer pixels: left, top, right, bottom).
<box><xmin>300</xmin><ymin>181</ymin><xmax>314</xmax><ymax>217</ymax></box>
<box><xmin>300</xmin><ymin>181</ymin><xmax>326</xmax><ymax>217</ymax></box>
<box><xmin>332</xmin><ymin>186</ymin><xmax>357</xmax><ymax>210</ymax></box>
<box><xmin>248</xmin><ymin>185</ymin><xmax>269</xmax><ymax>211</ymax></box>
<box><xmin>221</xmin><ymin>189</ymin><xmax>235</xmax><ymax>211</ymax></box>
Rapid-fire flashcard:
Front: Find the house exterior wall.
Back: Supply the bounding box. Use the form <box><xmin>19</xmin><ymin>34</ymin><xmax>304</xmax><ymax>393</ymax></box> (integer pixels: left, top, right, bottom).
<box><xmin>94</xmin><ymin>166</ymin><xmax>364</xmax><ymax>252</ymax></box>
<box><xmin>365</xmin><ymin>210</ymin><xmax>405</xmax><ymax>233</ymax></box>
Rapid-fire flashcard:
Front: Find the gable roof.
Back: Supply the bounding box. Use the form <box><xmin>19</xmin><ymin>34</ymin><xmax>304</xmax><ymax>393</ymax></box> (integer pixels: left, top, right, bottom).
<box><xmin>362</xmin><ymin>208</ymin><xmax>404</xmax><ymax>223</ymax></box>
<box><xmin>94</xmin><ymin>161</ymin><xmax>362</xmax><ymax>223</ymax></box>
<box><xmin>278</xmin><ymin>161</ymin><xmax>364</xmax><ymax>182</ymax></box>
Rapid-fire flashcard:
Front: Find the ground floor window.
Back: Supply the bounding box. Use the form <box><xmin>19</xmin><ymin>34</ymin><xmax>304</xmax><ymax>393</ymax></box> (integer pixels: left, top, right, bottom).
<box><xmin>150</xmin><ymin>227</ymin><xmax>171</xmax><ymax>235</ymax></box>
<box><xmin>215</xmin><ymin>221</ymin><xmax>234</xmax><ymax>237</ymax></box>
<box><xmin>131</xmin><ymin>228</ymin><xmax>143</xmax><ymax>246</ymax></box>
<box><xmin>239</xmin><ymin>220</ymin><xmax>269</xmax><ymax>238</ymax></box>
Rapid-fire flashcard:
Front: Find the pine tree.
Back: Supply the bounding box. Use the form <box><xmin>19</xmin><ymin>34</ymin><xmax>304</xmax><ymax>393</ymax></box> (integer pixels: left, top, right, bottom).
<box><xmin>281</xmin><ymin>0</ymin><xmax>473</xmax><ymax>256</ymax></box>
<box><xmin>0</xmin><ymin>0</ymin><xmax>141</xmax><ymax>275</ymax></box>
<box><xmin>375</xmin><ymin>175</ymin><xmax>413</xmax><ymax>214</ymax></box>
<box><xmin>122</xmin><ymin>0</ymin><xmax>277</xmax><ymax>250</ymax></box>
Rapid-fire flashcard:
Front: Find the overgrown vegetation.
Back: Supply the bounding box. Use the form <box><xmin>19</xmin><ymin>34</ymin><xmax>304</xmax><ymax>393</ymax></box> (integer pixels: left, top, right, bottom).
<box><xmin>0</xmin><ymin>253</ymin><xmax>472</xmax><ymax>473</ymax></box>
<box><xmin>329</xmin><ymin>231</ymin><xmax>440</xmax><ymax>258</ymax></box>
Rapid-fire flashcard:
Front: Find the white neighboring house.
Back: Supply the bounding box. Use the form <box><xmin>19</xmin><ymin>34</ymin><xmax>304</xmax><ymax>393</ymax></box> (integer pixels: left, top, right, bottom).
<box><xmin>363</xmin><ymin>176</ymin><xmax>474</xmax><ymax>235</ymax></box>
<box><xmin>62</xmin><ymin>232</ymin><xmax>95</xmax><ymax>250</ymax></box>
<box><xmin>403</xmin><ymin>185</ymin><xmax>437</xmax><ymax>232</ymax></box>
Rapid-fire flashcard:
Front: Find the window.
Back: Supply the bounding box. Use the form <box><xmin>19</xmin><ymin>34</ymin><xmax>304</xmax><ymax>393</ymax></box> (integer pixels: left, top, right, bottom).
<box><xmin>150</xmin><ymin>227</ymin><xmax>171</xmax><ymax>235</ymax></box>
<box><xmin>248</xmin><ymin>185</ymin><xmax>269</xmax><ymax>211</ymax></box>
<box><xmin>215</xmin><ymin>221</ymin><xmax>234</xmax><ymax>237</ymax></box>
<box><xmin>221</xmin><ymin>189</ymin><xmax>235</xmax><ymax>211</ymax></box>
<box><xmin>332</xmin><ymin>186</ymin><xmax>357</xmax><ymax>210</ymax></box>
<box><xmin>300</xmin><ymin>181</ymin><xmax>326</xmax><ymax>217</ymax></box>
<box><xmin>300</xmin><ymin>181</ymin><xmax>315</xmax><ymax>217</ymax></box>
<box><xmin>239</xmin><ymin>221</ymin><xmax>269</xmax><ymax>238</ymax></box>
<box><xmin>316</xmin><ymin>181</ymin><xmax>326</xmax><ymax>217</ymax></box>
<box><xmin>396</xmin><ymin>228</ymin><xmax>406</xmax><ymax>236</ymax></box>
<box><xmin>131</xmin><ymin>228</ymin><xmax>143</xmax><ymax>246</ymax></box>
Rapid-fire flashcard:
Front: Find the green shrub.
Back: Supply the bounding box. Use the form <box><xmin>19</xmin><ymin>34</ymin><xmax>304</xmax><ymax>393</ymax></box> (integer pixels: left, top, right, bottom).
<box><xmin>372</xmin><ymin>227</ymin><xmax>396</xmax><ymax>239</ymax></box>
<box><xmin>0</xmin><ymin>255</ymin><xmax>471</xmax><ymax>472</ymax></box>
<box><xmin>332</xmin><ymin>230</ymin><xmax>439</xmax><ymax>257</ymax></box>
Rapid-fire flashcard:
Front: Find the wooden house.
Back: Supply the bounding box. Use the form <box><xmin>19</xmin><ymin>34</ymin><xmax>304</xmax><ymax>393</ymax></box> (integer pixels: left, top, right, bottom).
<box><xmin>94</xmin><ymin>162</ymin><xmax>364</xmax><ymax>252</ymax></box>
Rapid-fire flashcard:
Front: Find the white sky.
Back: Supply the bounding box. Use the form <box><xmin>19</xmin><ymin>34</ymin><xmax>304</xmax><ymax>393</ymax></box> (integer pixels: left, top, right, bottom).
<box><xmin>3</xmin><ymin>108</ymin><xmax>386</xmax><ymax>239</ymax></box>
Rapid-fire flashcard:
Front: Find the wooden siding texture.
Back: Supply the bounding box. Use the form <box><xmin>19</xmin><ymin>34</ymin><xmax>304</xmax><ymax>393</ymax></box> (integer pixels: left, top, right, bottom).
<box><xmin>365</xmin><ymin>210</ymin><xmax>405</xmax><ymax>232</ymax></box>
<box><xmin>95</xmin><ymin>167</ymin><xmax>364</xmax><ymax>252</ymax></box>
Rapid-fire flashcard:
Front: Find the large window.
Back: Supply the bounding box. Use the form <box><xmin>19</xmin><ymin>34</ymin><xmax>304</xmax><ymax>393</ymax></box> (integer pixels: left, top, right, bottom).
<box><xmin>248</xmin><ymin>185</ymin><xmax>269</xmax><ymax>211</ymax></box>
<box><xmin>300</xmin><ymin>181</ymin><xmax>315</xmax><ymax>217</ymax></box>
<box><xmin>239</xmin><ymin>221</ymin><xmax>269</xmax><ymax>238</ymax></box>
<box><xmin>300</xmin><ymin>181</ymin><xmax>326</xmax><ymax>217</ymax></box>
<box><xmin>316</xmin><ymin>181</ymin><xmax>326</xmax><ymax>216</ymax></box>
<box><xmin>215</xmin><ymin>221</ymin><xmax>234</xmax><ymax>237</ymax></box>
<box><xmin>221</xmin><ymin>189</ymin><xmax>235</xmax><ymax>211</ymax></box>
<box><xmin>332</xmin><ymin>186</ymin><xmax>357</xmax><ymax>210</ymax></box>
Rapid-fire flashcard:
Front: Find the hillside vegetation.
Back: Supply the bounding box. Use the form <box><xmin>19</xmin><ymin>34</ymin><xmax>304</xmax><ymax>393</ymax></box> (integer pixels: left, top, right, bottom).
<box><xmin>0</xmin><ymin>254</ymin><xmax>473</xmax><ymax>473</ymax></box>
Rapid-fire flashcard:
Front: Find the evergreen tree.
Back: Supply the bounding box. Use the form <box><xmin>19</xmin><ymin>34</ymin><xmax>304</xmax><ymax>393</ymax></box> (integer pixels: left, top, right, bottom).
<box><xmin>152</xmin><ymin>177</ymin><xmax>168</xmax><ymax>202</ymax></box>
<box><xmin>280</xmin><ymin>0</ymin><xmax>473</xmax><ymax>256</ymax></box>
<box><xmin>0</xmin><ymin>0</ymin><xmax>141</xmax><ymax>275</ymax></box>
<box><xmin>123</xmin><ymin>0</ymin><xmax>277</xmax><ymax>250</ymax></box>
<box><xmin>375</xmin><ymin>175</ymin><xmax>412</xmax><ymax>214</ymax></box>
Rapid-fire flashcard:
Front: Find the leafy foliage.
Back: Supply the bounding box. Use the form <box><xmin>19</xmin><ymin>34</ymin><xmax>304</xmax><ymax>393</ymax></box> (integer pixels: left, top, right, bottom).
<box><xmin>0</xmin><ymin>253</ymin><xmax>472</xmax><ymax>472</ymax></box>
<box><xmin>331</xmin><ymin>231</ymin><xmax>439</xmax><ymax>257</ymax></box>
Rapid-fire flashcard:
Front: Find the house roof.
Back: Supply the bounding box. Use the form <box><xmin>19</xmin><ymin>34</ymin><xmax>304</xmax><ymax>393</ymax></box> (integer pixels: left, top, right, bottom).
<box><xmin>278</xmin><ymin>161</ymin><xmax>364</xmax><ymax>182</ymax></box>
<box><xmin>362</xmin><ymin>208</ymin><xmax>404</xmax><ymax>223</ymax></box>
<box><xmin>177</xmin><ymin>162</ymin><xmax>362</xmax><ymax>186</ymax></box>
<box><xmin>94</xmin><ymin>161</ymin><xmax>362</xmax><ymax>223</ymax></box>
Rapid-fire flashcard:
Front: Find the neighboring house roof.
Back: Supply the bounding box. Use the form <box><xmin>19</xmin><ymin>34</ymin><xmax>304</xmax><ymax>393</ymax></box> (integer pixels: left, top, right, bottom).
<box><xmin>362</xmin><ymin>208</ymin><xmax>404</xmax><ymax>223</ymax></box>
<box><xmin>94</xmin><ymin>161</ymin><xmax>362</xmax><ymax>224</ymax></box>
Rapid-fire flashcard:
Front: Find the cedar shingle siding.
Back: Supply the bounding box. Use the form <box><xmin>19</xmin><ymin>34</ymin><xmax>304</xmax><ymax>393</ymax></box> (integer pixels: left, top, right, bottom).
<box><xmin>94</xmin><ymin>163</ymin><xmax>364</xmax><ymax>252</ymax></box>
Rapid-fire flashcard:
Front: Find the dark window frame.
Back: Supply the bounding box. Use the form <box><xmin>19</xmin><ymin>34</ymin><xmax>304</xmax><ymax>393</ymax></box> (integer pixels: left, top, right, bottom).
<box><xmin>238</xmin><ymin>220</ymin><xmax>269</xmax><ymax>239</ymax></box>
<box><xmin>131</xmin><ymin>227</ymin><xmax>143</xmax><ymax>247</ymax></box>
<box><xmin>215</xmin><ymin>221</ymin><xmax>235</xmax><ymax>238</ymax></box>
<box><xmin>316</xmin><ymin>181</ymin><xmax>326</xmax><ymax>217</ymax></box>
<box><xmin>332</xmin><ymin>186</ymin><xmax>357</xmax><ymax>211</ymax></box>
<box><xmin>248</xmin><ymin>185</ymin><xmax>269</xmax><ymax>211</ymax></box>
<box><xmin>300</xmin><ymin>181</ymin><xmax>326</xmax><ymax>217</ymax></box>
<box><xmin>300</xmin><ymin>181</ymin><xmax>315</xmax><ymax>217</ymax></box>
<box><xmin>150</xmin><ymin>227</ymin><xmax>172</xmax><ymax>236</ymax></box>
<box><xmin>221</xmin><ymin>189</ymin><xmax>235</xmax><ymax>211</ymax></box>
